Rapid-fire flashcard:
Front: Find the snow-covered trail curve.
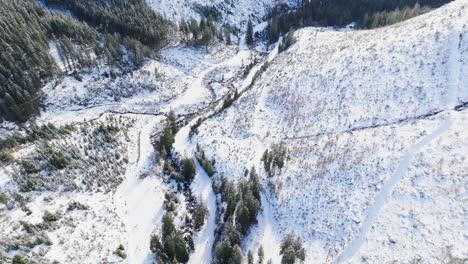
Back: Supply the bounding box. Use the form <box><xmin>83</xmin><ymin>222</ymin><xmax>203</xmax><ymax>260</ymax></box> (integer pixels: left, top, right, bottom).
<box><xmin>112</xmin><ymin>46</ymin><xmax>248</xmax><ymax>263</ymax></box>
<box><xmin>111</xmin><ymin>37</ymin><xmax>280</xmax><ymax>263</ymax></box>
<box><xmin>173</xmin><ymin>123</ymin><xmax>218</xmax><ymax>264</ymax></box>
<box><xmin>170</xmin><ymin>43</ymin><xmax>281</xmax><ymax>264</ymax></box>
<box><xmin>334</xmin><ymin>117</ymin><xmax>452</xmax><ymax>263</ymax></box>
<box><xmin>334</xmin><ymin>30</ymin><xmax>462</xmax><ymax>264</ymax></box>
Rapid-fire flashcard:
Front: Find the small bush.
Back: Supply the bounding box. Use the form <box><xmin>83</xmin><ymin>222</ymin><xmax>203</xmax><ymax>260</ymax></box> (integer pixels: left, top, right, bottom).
<box><xmin>182</xmin><ymin>157</ymin><xmax>196</xmax><ymax>182</ymax></box>
<box><xmin>19</xmin><ymin>160</ymin><xmax>40</xmax><ymax>174</ymax></box>
<box><xmin>67</xmin><ymin>201</ymin><xmax>89</xmax><ymax>211</ymax></box>
<box><xmin>0</xmin><ymin>192</ymin><xmax>8</xmax><ymax>204</ymax></box>
<box><xmin>0</xmin><ymin>151</ymin><xmax>15</xmax><ymax>163</ymax></box>
<box><xmin>12</xmin><ymin>255</ymin><xmax>29</xmax><ymax>264</ymax></box>
<box><xmin>43</xmin><ymin>211</ymin><xmax>60</xmax><ymax>222</ymax></box>
<box><xmin>20</xmin><ymin>221</ymin><xmax>33</xmax><ymax>233</ymax></box>
<box><xmin>48</xmin><ymin>151</ymin><xmax>70</xmax><ymax>170</ymax></box>
<box><xmin>114</xmin><ymin>244</ymin><xmax>127</xmax><ymax>259</ymax></box>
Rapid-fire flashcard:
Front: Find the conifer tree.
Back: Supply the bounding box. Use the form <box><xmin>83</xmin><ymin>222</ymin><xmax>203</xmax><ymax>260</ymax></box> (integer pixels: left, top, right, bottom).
<box><xmin>246</xmin><ymin>19</ymin><xmax>254</xmax><ymax>46</ymax></box>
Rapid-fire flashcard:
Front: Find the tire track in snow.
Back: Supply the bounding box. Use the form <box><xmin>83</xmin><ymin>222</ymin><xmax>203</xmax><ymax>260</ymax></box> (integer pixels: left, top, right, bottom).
<box><xmin>334</xmin><ymin>31</ymin><xmax>462</xmax><ymax>263</ymax></box>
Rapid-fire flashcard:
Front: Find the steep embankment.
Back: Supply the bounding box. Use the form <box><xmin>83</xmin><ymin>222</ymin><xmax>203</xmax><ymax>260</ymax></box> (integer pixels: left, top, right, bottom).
<box><xmin>146</xmin><ymin>0</ymin><xmax>295</xmax><ymax>28</ymax></box>
<box><xmin>194</xmin><ymin>1</ymin><xmax>468</xmax><ymax>263</ymax></box>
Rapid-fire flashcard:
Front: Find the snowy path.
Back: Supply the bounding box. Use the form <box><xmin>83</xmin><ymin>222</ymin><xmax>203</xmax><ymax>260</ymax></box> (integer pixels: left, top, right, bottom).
<box><xmin>109</xmin><ymin>37</ymin><xmax>279</xmax><ymax>263</ymax></box>
<box><xmin>334</xmin><ymin>30</ymin><xmax>462</xmax><ymax>264</ymax></box>
<box><xmin>173</xmin><ymin>123</ymin><xmax>218</xmax><ymax>264</ymax></box>
<box><xmin>169</xmin><ymin>42</ymin><xmax>280</xmax><ymax>264</ymax></box>
<box><xmin>114</xmin><ymin>116</ymin><xmax>166</xmax><ymax>264</ymax></box>
<box><xmin>243</xmin><ymin>193</ymin><xmax>282</xmax><ymax>263</ymax></box>
<box><xmin>0</xmin><ymin>166</ymin><xmax>10</xmax><ymax>187</ymax></box>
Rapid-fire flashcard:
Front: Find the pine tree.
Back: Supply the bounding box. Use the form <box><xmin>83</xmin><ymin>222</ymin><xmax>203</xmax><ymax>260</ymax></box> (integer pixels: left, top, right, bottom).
<box><xmin>182</xmin><ymin>157</ymin><xmax>196</xmax><ymax>182</ymax></box>
<box><xmin>258</xmin><ymin>245</ymin><xmax>264</xmax><ymax>264</ymax></box>
<box><xmin>268</xmin><ymin>18</ymin><xmax>279</xmax><ymax>44</ymax></box>
<box><xmin>231</xmin><ymin>245</ymin><xmax>243</xmax><ymax>264</ymax></box>
<box><xmin>174</xmin><ymin>234</ymin><xmax>189</xmax><ymax>263</ymax></box>
<box><xmin>246</xmin><ymin>19</ymin><xmax>254</xmax><ymax>46</ymax></box>
<box><xmin>248</xmin><ymin>250</ymin><xmax>254</xmax><ymax>264</ymax></box>
<box><xmin>193</xmin><ymin>197</ymin><xmax>209</xmax><ymax>230</ymax></box>
<box><xmin>224</xmin><ymin>28</ymin><xmax>231</xmax><ymax>45</ymax></box>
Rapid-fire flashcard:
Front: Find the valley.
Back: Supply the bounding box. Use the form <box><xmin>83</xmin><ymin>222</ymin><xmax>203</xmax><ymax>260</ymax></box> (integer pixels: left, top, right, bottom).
<box><xmin>0</xmin><ymin>0</ymin><xmax>467</xmax><ymax>263</ymax></box>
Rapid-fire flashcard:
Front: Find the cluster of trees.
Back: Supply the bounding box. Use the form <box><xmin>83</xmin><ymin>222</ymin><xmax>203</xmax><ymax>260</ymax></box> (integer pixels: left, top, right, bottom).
<box><xmin>44</xmin><ymin>0</ymin><xmax>175</xmax><ymax>48</ymax></box>
<box><xmin>195</xmin><ymin>144</ymin><xmax>216</xmax><ymax>177</ymax></box>
<box><xmin>212</xmin><ymin>167</ymin><xmax>262</xmax><ymax>264</ymax></box>
<box><xmin>267</xmin><ymin>0</ymin><xmax>451</xmax><ymax>43</ymax></box>
<box><xmin>280</xmin><ymin>233</ymin><xmax>306</xmax><ymax>264</ymax></box>
<box><xmin>0</xmin><ymin>0</ymin><xmax>56</xmax><ymax>123</ymax></box>
<box><xmin>193</xmin><ymin>197</ymin><xmax>209</xmax><ymax>230</ymax></box>
<box><xmin>179</xmin><ymin>16</ymin><xmax>218</xmax><ymax>46</ymax></box>
<box><xmin>150</xmin><ymin>213</ymin><xmax>190</xmax><ymax>263</ymax></box>
<box><xmin>0</xmin><ymin>123</ymin><xmax>72</xmax><ymax>152</ymax></box>
<box><xmin>222</xmin><ymin>90</ymin><xmax>240</xmax><ymax>110</ymax></box>
<box><xmin>262</xmin><ymin>143</ymin><xmax>288</xmax><ymax>177</ymax></box>
<box><xmin>0</xmin><ymin>0</ymin><xmax>165</xmax><ymax>123</ymax></box>
<box><xmin>278</xmin><ymin>30</ymin><xmax>296</xmax><ymax>53</ymax></box>
<box><xmin>14</xmin><ymin>118</ymin><xmax>130</xmax><ymax>192</ymax></box>
<box><xmin>155</xmin><ymin>112</ymin><xmax>178</xmax><ymax>159</ymax></box>
<box><xmin>247</xmin><ymin>246</ymin><xmax>266</xmax><ymax>264</ymax></box>
<box><xmin>362</xmin><ymin>3</ymin><xmax>433</xmax><ymax>28</ymax></box>
<box><xmin>50</xmin><ymin>17</ymin><xmax>151</xmax><ymax>73</ymax></box>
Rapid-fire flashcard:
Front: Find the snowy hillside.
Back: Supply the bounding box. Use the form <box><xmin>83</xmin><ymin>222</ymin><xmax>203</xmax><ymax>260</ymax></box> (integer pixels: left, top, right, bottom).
<box><xmin>193</xmin><ymin>1</ymin><xmax>468</xmax><ymax>263</ymax></box>
<box><xmin>1</xmin><ymin>0</ymin><xmax>467</xmax><ymax>263</ymax></box>
<box><xmin>146</xmin><ymin>0</ymin><xmax>294</xmax><ymax>29</ymax></box>
<box><xmin>0</xmin><ymin>42</ymin><xmax>261</xmax><ymax>263</ymax></box>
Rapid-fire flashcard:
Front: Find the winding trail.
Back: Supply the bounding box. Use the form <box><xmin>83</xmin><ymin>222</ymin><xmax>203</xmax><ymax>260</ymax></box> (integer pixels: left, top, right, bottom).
<box><xmin>171</xmin><ymin>44</ymin><xmax>280</xmax><ymax>264</ymax></box>
<box><xmin>114</xmin><ymin>116</ymin><xmax>166</xmax><ymax>264</ymax></box>
<box><xmin>334</xmin><ymin>31</ymin><xmax>462</xmax><ymax>263</ymax></box>
<box><xmin>172</xmin><ymin>122</ymin><xmax>218</xmax><ymax>264</ymax></box>
<box><xmin>110</xmin><ymin>39</ymin><xmax>279</xmax><ymax>264</ymax></box>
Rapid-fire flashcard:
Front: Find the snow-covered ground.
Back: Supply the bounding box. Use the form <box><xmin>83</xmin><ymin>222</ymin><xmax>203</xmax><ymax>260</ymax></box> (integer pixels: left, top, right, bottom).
<box><xmin>0</xmin><ymin>37</ymin><xmax>262</xmax><ymax>263</ymax></box>
<box><xmin>1</xmin><ymin>1</ymin><xmax>467</xmax><ymax>263</ymax></box>
<box><xmin>113</xmin><ymin>116</ymin><xmax>166</xmax><ymax>264</ymax></box>
<box><xmin>146</xmin><ymin>0</ymin><xmax>295</xmax><ymax>30</ymax></box>
<box><xmin>193</xmin><ymin>1</ymin><xmax>468</xmax><ymax>263</ymax></box>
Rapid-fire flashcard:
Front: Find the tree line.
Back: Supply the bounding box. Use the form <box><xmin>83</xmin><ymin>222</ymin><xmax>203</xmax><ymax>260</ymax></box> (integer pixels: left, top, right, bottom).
<box><xmin>0</xmin><ymin>0</ymin><xmax>173</xmax><ymax>123</ymax></box>
<box><xmin>44</xmin><ymin>0</ymin><xmax>176</xmax><ymax>49</ymax></box>
<box><xmin>267</xmin><ymin>0</ymin><xmax>452</xmax><ymax>43</ymax></box>
<box><xmin>211</xmin><ymin>167</ymin><xmax>262</xmax><ymax>264</ymax></box>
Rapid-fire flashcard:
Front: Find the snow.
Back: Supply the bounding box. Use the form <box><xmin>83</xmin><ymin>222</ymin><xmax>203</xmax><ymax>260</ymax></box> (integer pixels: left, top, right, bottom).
<box><xmin>10</xmin><ymin>41</ymin><xmax>262</xmax><ymax>263</ymax></box>
<box><xmin>171</xmin><ymin>123</ymin><xmax>217</xmax><ymax>264</ymax></box>
<box><xmin>336</xmin><ymin>17</ymin><xmax>465</xmax><ymax>261</ymax></box>
<box><xmin>167</xmin><ymin>41</ymin><xmax>274</xmax><ymax>263</ymax></box>
<box><xmin>146</xmin><ymin>0</ymin><xmax>296</xmax><ymax>30</ymax></box>
<box><xmin>1</xmin><ymin>1</ymin><xmax>467</xmax><ymax>263</ymax></box>
<box><xmin>0</xmin><ymin>167</ymin><xmax>10</xmax><ymax>187</ymax></box>
<box><xmin>335</xmin><ymin>113</ymin><xmax>453</xmax><ymax>263</ymax></box>
<box><xmin>357</xmin><ymin>110</ymin><xmax>468</xmax><ymax>263</ymax></box>
<box><xmin>114</xmin><ymin>116</ymin><xmax>166</xmax><ymax>264</ymax></box>
<box><xmin>193</xmin><ymin>1</ymin><xmax>468</xmax><ymax>263</ymax></box>
<box><xmin>49</xmin><ymin>40</ymin><xmax>66</xmax><ymax>72</ymax></box>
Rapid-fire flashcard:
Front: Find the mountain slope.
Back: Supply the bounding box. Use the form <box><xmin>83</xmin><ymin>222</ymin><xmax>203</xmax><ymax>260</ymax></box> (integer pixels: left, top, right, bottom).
<box><xmin>146</xmin><ymin>0</ymin><xmax>294</xmax><ymax>29</ymax></box>
<box><xmin>193</xmin><ymin>1</ymin><xmax>468</xmax><ymax>263</ymax></box>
